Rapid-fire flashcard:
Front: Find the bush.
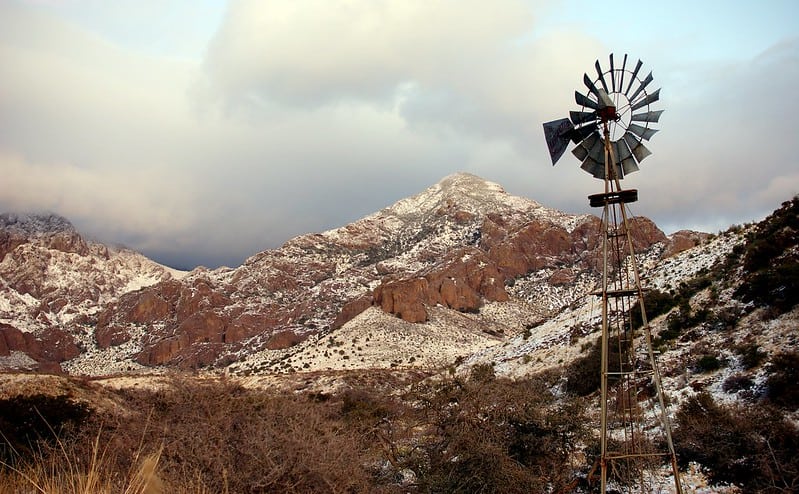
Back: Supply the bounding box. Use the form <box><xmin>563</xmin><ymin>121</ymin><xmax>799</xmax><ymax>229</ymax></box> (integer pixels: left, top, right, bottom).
<box><xmin>340</xmin><ymin>387</ymin><xmax>392</xmax><ymax>425</ymax></box>
<box><xmin>563</xmin><ymin>338</ymin><xmax>628</xmax><ymax>396</ymax></box>
<box><xmin>0</xmin><ymin>394</ymin><xmax>91</xmax><ymax>465</ymax></box>
<box><xmin>764</xmin><ymin>351</ymin><xmax>799</xmax><ymax>410</ymax></box>
<box><xmin>402</xmin><ymin>376</ymin><xmax>588</xmax><ymax>493</ymax></box>
<box><xmin>736</xmin><ymin>343</ymin><xmax>767</xmax><ymax>370</ymax></box>
<box><xmin>734</xmin><ymin>196</ymin><xmax>799</xmax><ymax>314</ymax></box>
<box><xmin>628</xmin><ymin>290</ymin><xmax>677</xmax><ymax>330</ymax></box>
<box><xmin>74</xmin><ymin>377</ymin><xmax>378</xmax><ymax>493</ymax></box>
<box><xmin>673</xmin><ymin>393</ymin><xmax>799</xmax><ymax>491</ymax></box>
<box><xmin>469</xmin><ymin>362</ymin><xmax>496</xmax><ymax>382</ymax></box>
<box><xmin>721</xmin><ymin>374</ymin><xmax>753</xmax><ymax>393</ymax></box>
<box><xmin>563</xmin><ymin>339</ymin><xmax>602</xmax><ymax>396</ymax></box>
<box><xmin>694</xmin><ymin>354</ymin><xmax>722</xmax><ymax>373</ymax></box>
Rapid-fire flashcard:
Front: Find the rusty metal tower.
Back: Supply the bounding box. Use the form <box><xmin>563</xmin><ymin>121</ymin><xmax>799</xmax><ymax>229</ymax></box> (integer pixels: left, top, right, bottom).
<box><xmin>543</xmin><ymin>54</ymin><xmax>682</xmax><ymax>493</ymax></box>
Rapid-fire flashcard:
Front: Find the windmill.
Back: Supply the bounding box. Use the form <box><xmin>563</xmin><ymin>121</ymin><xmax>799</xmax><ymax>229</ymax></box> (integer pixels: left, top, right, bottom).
<box><xmin>543</xmin><ymin>55</ymin><xmax>683</xmax><ymax>493</ymax></box>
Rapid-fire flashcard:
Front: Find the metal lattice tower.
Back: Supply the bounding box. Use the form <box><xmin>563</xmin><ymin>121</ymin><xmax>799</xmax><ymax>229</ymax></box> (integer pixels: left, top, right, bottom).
<box><xmin>542</xmin><ymin>54</ymin><xmax>682</xmax><ymax>493</ymax></box>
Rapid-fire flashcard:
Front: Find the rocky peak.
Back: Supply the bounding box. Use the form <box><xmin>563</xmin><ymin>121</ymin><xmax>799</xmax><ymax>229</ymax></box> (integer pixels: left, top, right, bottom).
<box><xmin>0</xmin><ymin>212</ymin><xmax>88</xmax><ymax>260</ymax></box>
<box><xmin>0</xmin><ymin>213</ymin><xmax>77</xmax><ymax>236</ymax></box>
<box><xmin>379</xmin><ymin>172</ymin><xmax>546</xmax><ymax>224</ymax></box>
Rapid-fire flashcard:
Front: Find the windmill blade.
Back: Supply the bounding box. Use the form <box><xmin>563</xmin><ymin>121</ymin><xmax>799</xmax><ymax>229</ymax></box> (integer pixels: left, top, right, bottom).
<box><xmin>606</xmin><ymin>139</ymin><xmax>625</xmax><ymax>179</ymax></box>
<box><xmin>618</xmin><ymin>54</ymin><xmax>628</xmax><ymax>94</ymax></box>
<box><xmin>609</xmin><ymin>54</ymin><xmax>616</xmax><ymax>92</ymax></box>
<box><xmin>621</xmin><ymin>156</ymin><xmax>640</xmax><ymax>176</ymax></box>
<box><xmin>627</xmin><ymin>123</ymin><xmax>659</xmax><ymax>141</ymax></box>
<box><xmin>630</xmin><ymin>88</ymin><xmax>661</xmax><ymax>111</ymax></box>
<box><xmin>583</xmin><ymin>73</ymin><xmax>601</xmax><ymax>98</ymax></box>
<box><xmin>580</xmin><ymin>136</ymin><xmax>608</xmax><ymax>179</ymax></box>
<box><xmin>582</xmin><ymin>156</ymin><xmax>622</xmax><ymax>180</ymax></box>
<box><xmin>569</xmin><ymin>123</ymin><xmax>597</xmax><ymax>144</ymax></box>
<box><xmin>623</xmin><ymin>131</ymin><xmax>652</xmax><ymax>162</ymax></box>
<box><xmin>572</xmin><ymin>131</ymin><xmax>601</xmax><ymax>162</ymax></box>
<box><xmin>595</xmin><ymin>60</ymin><xmax>609</xmax><ymax>93</ymax></box>
<box><xmin>625</xmin><ymin>59</ymin><xmax>643</xmax><ymax>96</ymax></box>
<box><xmin>615</xmin><ymin>138</ymin><xmax>633</xmax><ymax>161</ymax></box>
<box><xmin>542</xmin><ymin>118</ymin><xmax>574</xmax><ymax>165</ymax></box>
<box><xmin>630</xmin><ymin>109</ymin><xmax>664</xmax><ymax>123</ymax></box>
<box><xmin>575</xmin><ymin>90</ymin><xmax>599</xmax><ymax>110</ymax></box>
<box><xmin>581</xmin><ymin>157</ymin><xmax>605</xmax><ymax>179</ymax></box>
<box><xmin>628</xmin><ymin>71</ymin><xmax>654</xmax><ymax>104</ymax></box>
<box><xmin>570</xmin><ymin>110</ymin><xmax>597</xmax><ymax>125</ymax></box>
<box><xmin>614</xmin><ymin>139</ymin><xmax>639</xmax><ymax>177</ymax></box>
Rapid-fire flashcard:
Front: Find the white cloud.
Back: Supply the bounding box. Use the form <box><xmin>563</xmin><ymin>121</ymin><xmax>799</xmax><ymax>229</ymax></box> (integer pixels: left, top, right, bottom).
<box><xmin>0</xmin><ymin>0</ymin><xmax>797</xmax><ymax>268</ymax></box>
<box><xmin>204</xmin><ymin>0</ymin><xmax>534</xmax><ymax>105</ymax></box>
<box><xmin>0</xmin><ymin>151</ymin><xmax>197</xmax><ymax>240</ymax></box>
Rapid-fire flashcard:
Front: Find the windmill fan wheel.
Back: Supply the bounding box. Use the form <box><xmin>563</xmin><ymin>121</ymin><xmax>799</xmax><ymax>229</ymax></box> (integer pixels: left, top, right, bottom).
<box><xmin>543</xmin><ymin>54</ymin><xmax>663</xmax><ymax>180</ymax></box>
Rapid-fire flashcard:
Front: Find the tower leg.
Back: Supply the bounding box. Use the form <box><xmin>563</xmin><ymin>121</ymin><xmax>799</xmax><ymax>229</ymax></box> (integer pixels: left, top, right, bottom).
<box><xmin>593</xmin><ymin>121</ymin><xmax>682</xmax><ymax>493</ymax></box>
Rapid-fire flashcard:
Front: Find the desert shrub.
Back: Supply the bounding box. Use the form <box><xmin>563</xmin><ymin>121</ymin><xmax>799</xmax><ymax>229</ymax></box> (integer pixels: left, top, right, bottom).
<box><xmin>738</xmin><ymin>262</ymin><xmax>799</xmax><ymax>313</ymax></box>
<box><xmin>678</xmin><ymin>273</ymin><xmax>714</xmax><ymax>299</ymax></box>
<box><xmin>563</xmin><ymin>338</ymin><xmax>629</xmax><ymax>396</ymax></box>
<box><xmin>735</xmin><ymin>343</ymin><xmax>767</xmax><ymax>370</ymax></box>
<box><xmin>764</xmin><ymin>351</ymin><xmax>799</xmax><ymax>410</ymax></box>
<box><xmin>742</xmin><ymin>197</ymin><xmax>799</xmax><ymax>273</ymax></box>
<box><xmin>721</xmin><ymin>374</ymin><xmax>753</xmax><ymax>394</ymax></box>
<box><xmin>340</xmin><ymin>387</ymin><xmax>392</xmax><ymax>425</ymax></box>
<box><xmin>400</xmin><ymin>376</ymin><xmax>588</xmax><ymax>493</ymax></box>
<box><xmin>673</xmin><ymin>392</ymin><xmax>799</xmax><ymax>491</ymax></box>
<box><xmin>0</xmin><ymin>394</ymin><xmax>91</xmax><ymax>465</ymax></box>
<box><xmin>734</xmin><ymin>197</ymin><xmax>799</xmax><ymax>314</ymax></box>
<box><xmin>630</xmin><ymin>274</ymin><xmax>714</xmax><ymax>333</ymax></box>
<box><xmin>469</xmin><ymin>362</ymin><xmax>496</xmax><ymax>382</ymax></box>
<box><xmin>694</xmin><ymin>354</ymin><xmax>722</xmax><ymax>373</ymax></box>
<box><xmin>75</xmin><ymin>377</ymin><xmax>380</xmax><ymax>494</ymax></box>
<box><xmin>655</xmin><ymin>299</ymin><xmax>713</xmax><ymax>346</ymax></box>
<box><xmin>628</xmin><ymin>289</ymin><xmax>677</xmax><ymax>330</ymax></box>
<box><xmin>563</xmin><ymin>339</ymin><xmax>602</xmax><ymax>396</ymax></box>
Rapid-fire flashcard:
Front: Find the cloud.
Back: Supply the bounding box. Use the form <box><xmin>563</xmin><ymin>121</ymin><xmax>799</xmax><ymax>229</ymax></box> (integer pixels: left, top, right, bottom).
<box><xmin>204</xmin><ymin>0</ymin><xmax>533</xmax><ymax>106</ymax></box>
<box><xmin>633</xmin><ymin>38</ymin><xmax>799</xmax><ymax>232</ymax></box>
<box><xmin>1</xmin><ymin>0</ymin><xmax>797</xmax><ymax>269</ymax></box>
<box><xmin>0</xmin><ymin>151</ymin><xmax>197</xmax><ymax>242</ymax></box>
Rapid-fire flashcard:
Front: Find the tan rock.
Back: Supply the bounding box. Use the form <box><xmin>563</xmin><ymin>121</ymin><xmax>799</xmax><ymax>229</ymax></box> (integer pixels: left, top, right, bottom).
<box><xmin>663</xmin><ymin>230</ymin><xmax>710</xmax><ymax>258</ymax></box>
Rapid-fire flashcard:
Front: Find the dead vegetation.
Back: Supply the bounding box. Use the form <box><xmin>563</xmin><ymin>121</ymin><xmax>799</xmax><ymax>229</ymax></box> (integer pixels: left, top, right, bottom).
<box><xmin>0</xmin><ymin>371</ymin><xmax>594</xmax><ymax>493</ymax></box>
<box><xmin>1</xmin><ymin>343</ymin><xmax>798</xmax><ymax>493</ymax></box>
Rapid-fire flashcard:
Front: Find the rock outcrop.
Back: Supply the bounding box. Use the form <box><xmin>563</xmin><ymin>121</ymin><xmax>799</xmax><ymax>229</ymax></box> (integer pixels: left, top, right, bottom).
<box><xmin>663</xmin><ymin>230</ymin><xmax>711</xmax><ymax>258</ymax></box>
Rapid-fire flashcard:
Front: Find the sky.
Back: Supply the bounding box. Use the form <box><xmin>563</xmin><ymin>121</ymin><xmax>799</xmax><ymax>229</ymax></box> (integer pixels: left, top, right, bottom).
<box><xmin>1</xmin><ymin>0</ymin><xmax>797</xmax><ymax>270</ymax></box>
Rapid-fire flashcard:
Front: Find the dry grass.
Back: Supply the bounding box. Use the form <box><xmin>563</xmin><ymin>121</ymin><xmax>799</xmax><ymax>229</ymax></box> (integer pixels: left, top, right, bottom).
<box><xmin>0</xmin><ymin>430</ymin><xmax>165</xmax><ymax>494</ymax></box>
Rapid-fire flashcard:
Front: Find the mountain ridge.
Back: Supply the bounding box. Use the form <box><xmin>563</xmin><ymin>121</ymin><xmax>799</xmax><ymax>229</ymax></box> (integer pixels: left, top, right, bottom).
<box><xmin>1</xmin><ymin>172</ymin><xmax>705</xmax><ymax>375</ymax></box>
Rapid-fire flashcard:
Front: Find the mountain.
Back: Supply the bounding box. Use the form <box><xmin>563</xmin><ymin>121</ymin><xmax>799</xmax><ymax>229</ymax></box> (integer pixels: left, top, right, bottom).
<box><xmin>0</xmin><ymin>213</ymin><xmax>185</xmax><ymax>373</ymax></box>
<box><xmin>0</xmin><ymin>173</ymin><xmax>718</xmax><ymax>375</ymax></box>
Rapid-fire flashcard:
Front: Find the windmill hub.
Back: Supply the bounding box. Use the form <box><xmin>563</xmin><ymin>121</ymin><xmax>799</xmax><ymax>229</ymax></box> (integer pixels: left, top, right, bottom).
<box><xmin>596</xmin><ymin>89</ymin><xmax>618</xmax><ymax>123</ymax></box>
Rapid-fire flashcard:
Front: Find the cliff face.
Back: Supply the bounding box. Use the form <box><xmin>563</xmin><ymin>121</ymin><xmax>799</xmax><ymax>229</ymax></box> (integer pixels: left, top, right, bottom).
<box><xmin>0</xmin><ymin>174</ymin><xmax>695</xmax><ymax>374</ymax></box>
